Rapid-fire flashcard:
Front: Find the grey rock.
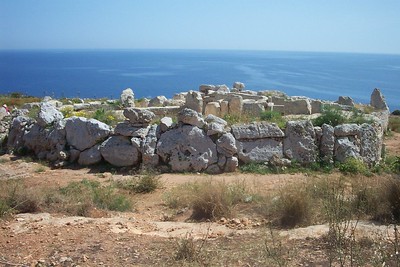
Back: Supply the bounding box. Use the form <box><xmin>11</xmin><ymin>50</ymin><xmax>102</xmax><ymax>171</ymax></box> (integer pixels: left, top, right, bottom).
<box><xmin>159</xmin><ymin>117</ymin><xmax>174</xmax><ymax>132</ymax></box>
<box><xmin>215</xmin><ymin>84</ymin><xmax>230</xmax><ymax>93</ymax></box>
<box><xmin>334</xmin><ymin>124</ymin><xmax>360</xmax><ymax>137</ymax></box>
<box><xmin>120</xmin><ymin>88</ymin><xmax>135</xmax><ymax>108</ymax></box>
<box><xmin>7</xmin><ymin>116</ymin><xmax>35</xmax><ymax>152</ymax></box>
<box><xmin>199</xmin><ymin>84</ymin><xmax>216</xmax><ymax>94</ymax></box>
<box><xmin>337</xmin><ymin>96</ymin><xmax>355</xmax><ymax>106</ymax></box>
<box><xmin>228</xmin><ymin>95</ymin><xmax>243</xmax><ymax>116</ymax></box>
<box><xmin>185</xmin><ymin>90</ymin><xmax>203</xmax><ymax>113</ymax></box>
<box><xmin>359</xmin><ymin>123</ymin><xmax>380</xmax><ymax>166</ymax></box>
<box><xmin>206</xmin><ymin>122</ymin><xmax>225</xmax><ymax>136</ymax></box>
<box><xmin>149</xmin><ymin>96</ymin><xmax>168</xmax><ymax>107</ymax></box>
<box><xmin>177</xmin><ymin>108</ymin><xmax>205</xmax><ymax>128</ymax></box>
<box><xmin>220</xmin><ymin>101</ymin><xmax>229</xmax><ymax>117</ymax></box>
<box><xmin>37</xmin><ymin>102</ymin><xmax>64</xmax><ymax>127</ymax></box>
<box><xmin>225</xmin><ymin>157</ymin><xmax>238</xmax><ymax>172</ymax></box>
<box><xmin>217</xmin><ymin>155</ymin><xmax>227</xmax><ymax>168</ymax></box>
<box><xmin>65</xmin><ymin>117</ymin><xmax>111</xmax><ymax>151</ymax></box>
<box><xmin>320</xmin><ymin>124</ymin><xmax>335</xmax><ymax>164</ymax></box>
<box><xmin>78</xmin><ymin>145</ymin><xmax>102</xmax><ymax>166</ymax></box>
<box><xmin>283</xmin><ymin>120</ymin><xmax>317</xmax><ymax>164</ymax></box>
<box><xmin>73</xmin><ymin>103</ymin><xmax>90</xmax><ymax>111</ymax></box>
<box><xmin>284</xmin><ymin>98</ymin><xmax>312</xmax><ymax>115</ymax></box>
<box><xmin>216</xmin><ymin>133</ymin><xmax>237</xmax><ymax>157</ymax></box>
<box><xmin>233</xmin><ymin>82</ymin><xmax>245</xmax><ymax>91</ymax></box>
<box><xmin>205</xmin><ymin>114</ymin><xmax>227</xmax><ymax>126</ymax></box>
<box><xmin>232</xmin><ymin>122</ymin><xmax>284</xmax><ymax>140</ymax></box>
<box><xmin>131</xmin><ymin>137</ymin><xmax>142</xmax><ymax>150</ymax></box>
<box><xmin>23</xmin><ymin>124</ymin><xmax>50</xmax><ymax>156</ymax></box>
<box><xmin>242</xmin><ymin>100</ymin><xmax>265</xmax><ymax>116</ymax></box>
<box><xmin>334</xmin><ymin>137</ymin><xmax>361</xmax><ymax>162</ymax></box>
<box><xmin>69</xmin><ymin>148</ymin><xmax>81</xmax><ymax>162</ymax></box>
<box><xmin>114</xmin><ymin>122</ymin><xmax>149</xmax><ymax>138</ymax></box>
<box><xmin>123</xmin><ymin>108</ymin><xmax>155</xmax><ymax>125</ymax></box>
<box><xmin>205</xmin><ymin>164</ymin><xmax>222</xmax><ymax>174</ymax></box>
<box><xmin>100</xmin><ymin>136</ymin><xmax>140</xmax><ymax>167</ymax></box>
<box><xmin>237</xmin><ymin>139</ymin><xmax>283</xmax><ymax>163</ymax></box>
<box><xmin>141</xmin><ymin>125</ymin><xmax>159</xmax><ymax>167</ymax></box>
<box><xmin>370</xmin><ymin>88</ymin><xmax>389</xmax><ymax>110</ymax></box>
<box><xmin>157</xmin><ymin>125</ymin><xmax>218</xmax><ymax>172</ymax></box>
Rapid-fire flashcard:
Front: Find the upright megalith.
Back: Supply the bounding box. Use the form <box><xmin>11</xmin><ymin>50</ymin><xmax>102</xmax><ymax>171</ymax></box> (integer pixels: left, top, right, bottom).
<box><xmin>120</xmin><ymin>88</ymin><xmax>135</xmax><ymax>108</ymax></box>
<box><xmin>370</xmin><ymin>88</ymin><xmax>389</xmax><ymax>110</ymax></box>
<box><xmin>284</xmin><ymin>120</ymin><xmax>317</xmax><ymax>164</ymax></box>
<box><xmin>185</xmin><ymin>90</ymin><xmax>203</xmax><ymax>113</ymax></box>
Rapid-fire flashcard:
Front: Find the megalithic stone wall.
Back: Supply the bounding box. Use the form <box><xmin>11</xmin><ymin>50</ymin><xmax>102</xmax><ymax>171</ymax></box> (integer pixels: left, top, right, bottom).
<box><xmin>4</xmin><ymin>103</ymin><xmax>387</xmax><ymax>172</ymax></box>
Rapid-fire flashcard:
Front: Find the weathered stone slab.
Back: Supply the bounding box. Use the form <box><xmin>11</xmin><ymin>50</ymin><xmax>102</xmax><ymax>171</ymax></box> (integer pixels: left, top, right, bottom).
<box><xmin>237</xmin><ymin>139</ymin><xmax>283</xmax><ymax>163</ymax></box>
<box><xmin>177</xmin><ymin>108</ymin><xmax>205</xmax><ymax>128</ymax></box>
<box><xmin>320</xmin><ymin>124</ymin><xmax>335</xmax><ymax>164</ymax></box>
<box><xmin>334</xmin><ymin>137</ymin><xmax>361</xmax><ymax>162</ymax></box>
<box><xmin>232</xmin><ymin>122</ymin><xmax>284</xmax><ymax>140</ymax></box>
<box><xmin>78</xmin><ymin>145</ymin><xmax>102</xmax><ymax>166</ymax></box>
<box><xmin>100</xmin><ymin>136</ymin><xmax>140</xmax><ymax>167</ymax></box>
<box><xmin>216</xmin><ymin>133</ymin><xmax>237</xmax><ymax>157</ymax></box>
<box><xmin>334</xmin><ymin>124</ymin><xmax>360</xmax><ymax>137</ymax></box>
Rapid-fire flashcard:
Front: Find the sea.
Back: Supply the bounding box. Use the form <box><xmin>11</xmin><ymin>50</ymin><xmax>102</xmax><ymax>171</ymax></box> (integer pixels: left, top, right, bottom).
<box><xmin>0</xmin><ymin>49</ymin><xmax>399</xmax><ymax>111</ymax></box>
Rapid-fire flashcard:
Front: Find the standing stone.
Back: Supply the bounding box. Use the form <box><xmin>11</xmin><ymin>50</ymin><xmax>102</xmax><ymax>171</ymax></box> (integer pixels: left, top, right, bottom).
<box><xmin>185</xmin><ymin>90</ymin><xmax>203</xmax><ymax>113</ymax></box>
<box><xmin>220</xmin><ymin>101</ymin><xmax>229</xmax><ymax>117</ymax></box>
<box><xmin>78</xmin><ymin>145</ymin><xmax>102</xmax><ymax>166</ymax></box>
<box><xmin>37</xmin><ymin>102</ymin><xmax>64</xmax><ymax>127</ymax></box>
<box><xmin>232</xmin><ymin>122</ymin><xmax>284</xmax><ymax>140</ymax></box>
<box><xmin>284</xmin><ymin>98</ymin><xmax>312</xmax><ymax>115</ymax></box>
<box><xmin>228</xmin><ymin>95</ymin><xmax>243</xmax><ymax>116</ymax></box>
<box><xmin>320</xmin><ymin>124</ymin><xmax>335</xmax><ymax>164</ymax></box>
<box><xmin>100</xmin><ymin>136</ymin><xmax>140</xmax><ymax>167</ymax></box>
<box><xmin>242</xmin><ymin>100</ymin><xmax>265</xmax><ymax>116</ymax></box>
<box><xmin>65</xmin><ymin>117</ymin><xmax>111</xmax><ymax>151</ymax></box>
<box><xmin>370</xmin><ymin>88</ymin><xmax>389</xmax><ymax>110</ymax></box>
<box><xmin>334</xmin><ymin>137</ymin><xmax>361</xmax><ymax>162</ymax></box>
<box><xmin>204</xmin><ymin>102</ymin><xmax>221</xmax><ymax>117</ymax></box>
<box><xmin>141</xmin><ymin>125</ymin><xmax>159</xmax><ymax>167</ymax></box>
<box><xmin>284</xmin><ymin>120</ymin><xmax>317</xmax><ymax>164</ymax></box>
<box><xmin>359</xmin><ymin>123</ymin><xmax>380</xmax><ymax>166</ymax></box>
<box><xmin>237</xmin><ymin>139</ymin><xmax>283</xmax><ymax>163</ymax></box>
<box><xmin>120</xmin><ymin>88</ymin><xmax>135</xmax><ymax>108</ymax></box>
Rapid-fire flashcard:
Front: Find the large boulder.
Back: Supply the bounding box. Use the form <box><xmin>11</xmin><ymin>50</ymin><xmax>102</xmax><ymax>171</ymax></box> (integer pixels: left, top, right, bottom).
<box><xmin>242</xmin><ymin>100</ymin><xmax>265</xmax><ymax>116</ymax></box>
<box><xmin>232</xmin><ymin>122</ymin><xmax>284</xmax><ymax>140</ymax></box>
<box><xmin>284</xmin><ymin>120</ymin><xmax>317</xmax><ymax>164</ymax></box>
<box><xmin>65</xmin><ymin>117</ymin><xmax>111</xmax><ymax>151</ymax></box>
<box><xmin>120</xmin><ymin>88</ymin><xmax>135</xmax><ymax>108</ymax></box>
<box><xmin>123</xmin><ymin>108</ymin><xmax>155</xmax><ymax>126</ymax></box>
<box><xmin>185</xmin><ymin>90</ymin><xmax>203</xmax><ymax>113</ymax></box>
<box><xmin>23</xmin><ymin>124</ymin><xmax>51</xmax><ymax>158</ymax></box>
<box><xmin>7</xmin><ymin>116</ymin><xmax>35</xmax><ymax>153</ymax></box>
<box><xmin>37</xmin><ymin>102</ymin><xmax>64</xmax><ymax>127</ymax></box>
<box><xmin>224</xmin><ymin>156</ymin><xmax>239</xmax><ymax>172</ymax></box>
<box><xmin>334</xmin><ymin>124</ymin><xmax>360</xmax><ymax>137</ymax></box>
<box><xmin>370</xmin><ymin>88</ymin><xmax>389</xmax><ymax>110</ymax></box>
<box><xmin>157</xmin><ymin>125</ymin><xmax>218</xmax><ymax>172</ymax></box>
<box><xmin>199</xmin><ymin>85</ymin><xmax>216</xmax><ymax>95</ymax></box>
<box><xmin>78</xmin><ymin>145</ymin><xmax>102</xmax><ymax>166</ymax></box>
<box><xmin>100</xmin><ymin>136</ymin><xmax>140</xmax><ymax>167</ymax></box>
<box><xmin>215</xmin><ymin>84</ymin><xmax>230</xmax><ymax>93</ymax></box>
<box><xmin>204</xmin><ymin>102</ymin><xmax>221</xmax><ymax>117</ymax></box>
<box><xmin>334</xmin><ymin>137</ymin><xmax>361</xmax><ymax>162</ymax></box>
<box><xmin>237</xmin><ymin>139</ymin><xmax>283</xmax><ymax>163</ymax></box>
<box><xmin>284</xmin><ymin>98</ymin><xmax>312</xmax><ymax>115</ymax></box>
<box><xmin>228</xmin><ymin>95</ymin><xmax>243</xmax><ymax>116</ymax></box>
<box><xmin>177</xmin><ymin>108</ymin><xmax>205</xmax><ymax>128</ymax></box>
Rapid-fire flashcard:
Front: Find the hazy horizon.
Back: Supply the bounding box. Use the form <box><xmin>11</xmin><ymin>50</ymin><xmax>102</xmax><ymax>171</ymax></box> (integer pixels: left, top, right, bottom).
<box><xmin>1</xmin><ymin>0</ymin><xmax>400</xmax><ymax>54</ymax></box>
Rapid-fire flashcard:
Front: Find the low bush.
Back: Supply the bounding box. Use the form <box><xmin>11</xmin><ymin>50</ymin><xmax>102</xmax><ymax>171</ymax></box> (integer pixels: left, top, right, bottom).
<box><xmin>313</xmin><ymin>105</ymin><xmax>347</xmax><ymax>127</ymax></box>
<box><xmin>338</xmin><ymin>158</ymin><xmax>369</xmax><ymax>175</ymax></box>
<box><xmin>392</xmin><ymin>110</ymin><xmax>400</xmax><ymax>116</ymax></box>
<box><xmin>92</xmin><ymin>108</ymin><xmax>118</xmax><ymax>126</ymax></box>
<box><xmin>0</xmin><ymin>93</ymin><xmax>41</xmax><ymax>108</ymax></box>
<box><xmin>260</xmin><ymin>111</ymin><xmax>286</xmax><ymax>128</ymax></box>
<box><xmin>389</xmin><ymin>116</ymin><xmax>400</xmax><ymax>133</ymax></box>
<box><xmin>164</xmin><ymin>179</ymin><xmax>253</xmax><ymax>221</ymax></box>
<box><xmin>116</xmin><ymin>172</ymin><xmax>161</xmax><ymax>194</ymax></box>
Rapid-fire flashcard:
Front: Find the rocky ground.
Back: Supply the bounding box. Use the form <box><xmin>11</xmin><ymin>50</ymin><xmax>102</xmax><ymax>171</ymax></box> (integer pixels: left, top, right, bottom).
<box><xmin>0</xmin><ymin>133</ymin><xmax>399</xmax><ymax>267</ymax></box>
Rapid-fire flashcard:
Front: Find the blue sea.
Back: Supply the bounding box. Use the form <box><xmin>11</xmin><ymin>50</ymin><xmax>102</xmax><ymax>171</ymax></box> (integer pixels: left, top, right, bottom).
<box><xmin>0</xmin><ymin>49</ymin><xmax>399</xmax><ymax>111</ymax></box>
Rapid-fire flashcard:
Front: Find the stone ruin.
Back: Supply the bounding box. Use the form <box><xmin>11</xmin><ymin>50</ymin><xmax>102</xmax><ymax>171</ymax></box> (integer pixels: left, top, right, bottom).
<box><xmin>0</xmin><ymin>85</ymin><xmax>390</xmax><ymax>173</ymax></box>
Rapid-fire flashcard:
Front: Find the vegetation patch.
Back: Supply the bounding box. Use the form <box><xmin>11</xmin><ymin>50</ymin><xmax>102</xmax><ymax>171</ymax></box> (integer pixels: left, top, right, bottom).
<box><xmin>115</xmin><ymin>171</ymin><xmax>161</xmax><ymax>194</ymax></box>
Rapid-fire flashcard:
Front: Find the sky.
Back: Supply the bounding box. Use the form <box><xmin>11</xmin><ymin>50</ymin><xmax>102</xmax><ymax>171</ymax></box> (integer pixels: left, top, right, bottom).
<box><xmin>1</xmin><ymin>0</ymin><xmax>400</xmax><ymax>54</ymax></box>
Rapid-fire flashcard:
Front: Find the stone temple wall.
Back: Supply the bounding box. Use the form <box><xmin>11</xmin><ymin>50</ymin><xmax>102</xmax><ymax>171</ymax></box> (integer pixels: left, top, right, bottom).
<box><xmin>3</xmin><ymin>102</ymin><xmax>387</xmax><ymax>173</ymax></box>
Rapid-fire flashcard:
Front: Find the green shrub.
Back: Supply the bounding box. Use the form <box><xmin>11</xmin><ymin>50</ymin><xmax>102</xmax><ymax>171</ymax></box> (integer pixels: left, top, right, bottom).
<box><xmin>313</xmin><ymin>105</ymin><xmax>347</xmax><ymax>127</ymax></box>
<box><xmin>92</xmin><ymin>108</ymin><xmax>118</xmax><ymax>126</ymax></box>
<box><xmin>389</xmin><ymin>116</ymin><xmax>400</xmax><ymax>133</ymax></box>
<box><xmin>260</xmin><ymin>111</ymin><xmax>286</xmax><ymax>128</ymax></box>
<box><xmin>392</xmin><ymin>110</ymin><xmax>400</xmax><ymax>116</ymax></box>
<box><xmin>338</xmin><ymin>158</ymin><xmax>369</xmax><ymax>175</ymax></box>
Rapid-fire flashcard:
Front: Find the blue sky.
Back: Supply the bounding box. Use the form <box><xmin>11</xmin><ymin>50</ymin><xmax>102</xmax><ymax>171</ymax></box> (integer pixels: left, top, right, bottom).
<box><xmin>1</xmin><ymin>0</ymin><xmax>399</xmax><ymax>54</ymax></box>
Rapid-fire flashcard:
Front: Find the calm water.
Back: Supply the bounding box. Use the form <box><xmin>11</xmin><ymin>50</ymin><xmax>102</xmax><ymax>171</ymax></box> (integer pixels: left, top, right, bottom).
<box><xmin>0</xmin><ymin>49</ymin><xmax>399</xmax><ymax>110</ymax></box>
